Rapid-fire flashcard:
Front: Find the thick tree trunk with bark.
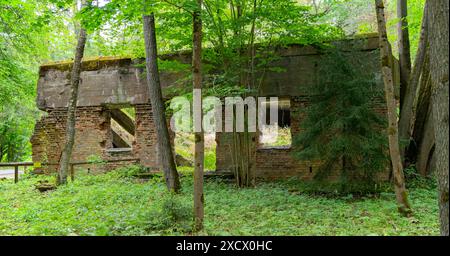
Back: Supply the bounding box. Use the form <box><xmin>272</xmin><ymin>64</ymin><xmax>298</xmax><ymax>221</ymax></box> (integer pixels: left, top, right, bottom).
<box><xmin>427</xmin><ymin>0</ymin><xmax>449</xmax><ymax>236</ymax></box>
<box><xmin>397</xmin><ymin>0</ymin><xmax>412</xmax><ymax>110</ymax></box>
<box><xmin>192</xmin><ymin>0</ymin><xmax>205</xmax><ymax>232</ymax></box>
<box><xmin>57</xmin><ymin>28</ymin><xmax>87</xmax><ymax>186</ymax></box>
<box><xmin>143</xmin><ymin>14</ymin><xmax>181</xmax><ymax>193</ymax></box>
<box><xmin>375</xmin><ymin>0</ymin><xmax>412</xmax><ymax>216</ymax></box>
<box><xmin>399</xmin><ymin>2</ymin><xmax>428</xmax><ymax>162</ymax></box>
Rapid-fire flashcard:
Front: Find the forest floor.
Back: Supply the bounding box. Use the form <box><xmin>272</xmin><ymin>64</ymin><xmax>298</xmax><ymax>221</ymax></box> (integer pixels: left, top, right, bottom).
<box><xmin>0</xmin><ymin>166</ymin><xmax>440</xmax><ymax>236</ymax></box>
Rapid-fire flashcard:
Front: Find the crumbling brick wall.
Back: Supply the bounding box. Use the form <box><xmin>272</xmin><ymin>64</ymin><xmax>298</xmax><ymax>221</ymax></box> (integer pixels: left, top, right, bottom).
<box><xmin>31</xmin><ymin>107</ymin><xmax>108</xmax><ymax>173</ymax></box>
<box><xmin>215</xmin><ymin>95</ymin><xmax>391</xmax><ymax>181</ymax></box>
<box><xmin>31</xmin><ymin>104</ymin><xmax>159</xmax><ymax>173</ymax></box>
<box><xmin>133</xmin><ymin>103</ymin><xmax>160</xmax><ymax>170</ymax></box>
<box><xmin>253</xmin><ymin>96</ymin><xmax>325</xmax><ymax>180</ymax></box>
<box><xmin>32</xmin><ymin>35</ymin><xmax>396</xmax><ymax>180</ymax></box>
<box><xmin>214</xmin><ymin>97</ymin><xmax>333</xmax><ymax>180</ymax></box>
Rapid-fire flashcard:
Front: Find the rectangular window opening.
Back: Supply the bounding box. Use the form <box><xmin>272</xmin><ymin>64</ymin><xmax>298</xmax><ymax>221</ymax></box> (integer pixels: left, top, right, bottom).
<box><xmin>259</xmin><ymin>97</ymin><xmax>292</xmax><ymax>149</ymax></box>
<box><xmin>108</xmin><ymin>107</ymin><xmax>136</xmax><ymax>151</ymax></box>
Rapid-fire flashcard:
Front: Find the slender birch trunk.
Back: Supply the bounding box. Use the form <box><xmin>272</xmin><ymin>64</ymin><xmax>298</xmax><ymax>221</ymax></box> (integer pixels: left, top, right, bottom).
<box><xmin>57</xmin><ymin>26</ymin><xmax>87</xmax><ymax>186</ymax></box>
<box><xmin>375</xmin><ymin>0</ymin><xmax>412</xmax><ymax>216</ymax></box>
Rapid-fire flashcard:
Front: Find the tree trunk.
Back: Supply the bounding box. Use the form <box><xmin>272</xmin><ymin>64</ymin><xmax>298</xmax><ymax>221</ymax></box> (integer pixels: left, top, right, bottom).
<box><xmin>57</xmin><ymin>27</ymin><xmax>87</xmax><ymax>186</ymax></box>
<box><xmin>375</xmin><ymin>0</ymin><xmax>412</xmax><ymax>216</ymax></box>
<box><xmin>230</xmin><ymin>0</ymin><xmax>258</xmax><ymax>188</ymax></box>
<box><xmin>427</xmin><ymin>0</ymin><xmax>449</xmax><ymax>236</ymax></box>
<box><xmin>192</xmin><ymin>0</ymin><xmax>205</xmax><ymax>232</ymax></box>
<box><xmin>399</xmin><ymin>2</ymin><xmax>429</xmax><ymax>162</ymax></box>
<box><xmin>231</xmin><ymin>118</ymin><xmax>254</xmax><ymax>188</ymax></box>
<box><xmin>397</xmin><ymin>0</ymin><xmax>412</xmax><ymax>110</ymax></box>
<box><xmin>142</xmin><ymin>14</ymin><xmax>181</xmax><ymax>193</ymax></box>
<box><xmin>410</xmin><ymin>52</ymin><xmax>434</xmax><ymax>176</ymax></box>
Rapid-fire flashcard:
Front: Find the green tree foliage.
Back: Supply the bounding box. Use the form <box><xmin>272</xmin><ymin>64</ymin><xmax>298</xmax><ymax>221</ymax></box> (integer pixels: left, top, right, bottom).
<box><xmin>309</xmin><ymin>0</ymin><xmax>426</xmax><ymax>59</ymax></box>
<box><xmin>0</xmin><ymin>0</ymin><xmax>77</xmax><ymax>161</ymax></box>
<box><xmin>385</xmin><ymin>0</ymin><xmax>426</xmax><ymax>59</ymax></box>
<box><xmin>302</xmin><ymin>0</ymin><xmax>378</xmax><ymax>35</ymax></box>
<box><xmin>293</xmin><ymin>50</ymin><xmax>388</xmax><ymax>185</ymax></box>
<box><xmin>78</xmin><ymin>0</ymin><xmax>343</xmax><ymax>68</ymax></box>
<box><xmin>1</xmin><ymin>0</ymin><xmax>45</xmax><ymax>161</ymax></box>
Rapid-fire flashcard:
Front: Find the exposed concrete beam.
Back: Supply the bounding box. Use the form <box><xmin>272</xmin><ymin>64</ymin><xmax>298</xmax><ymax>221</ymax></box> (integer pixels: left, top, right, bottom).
<box><xmin>110</xmin><ymin>109</ymin><xmax>135</xmax><ymax>136</ymax></box>
<box><xmin>112</xmin><ymin>130</ymin><xmax>131</xmax><ymax>148</ymax></box>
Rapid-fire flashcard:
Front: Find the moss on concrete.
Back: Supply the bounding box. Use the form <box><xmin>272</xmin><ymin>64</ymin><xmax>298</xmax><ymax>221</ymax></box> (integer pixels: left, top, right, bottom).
<box><xmin>39</xmin><ymin>57</ymin><xmax>133</xmax><ymax>75</ymax></box>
